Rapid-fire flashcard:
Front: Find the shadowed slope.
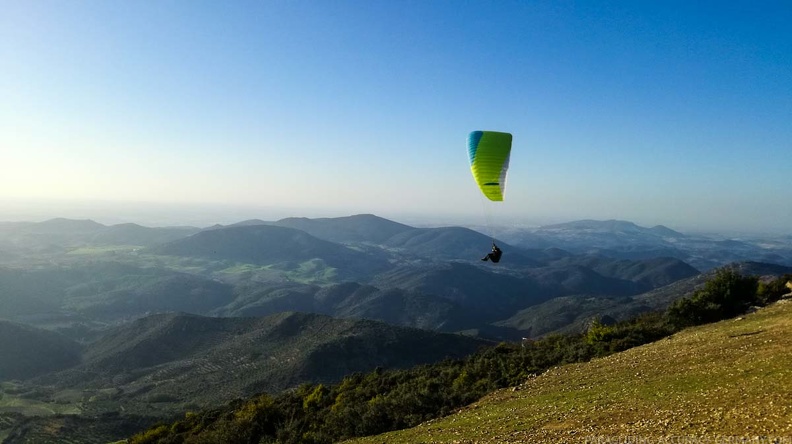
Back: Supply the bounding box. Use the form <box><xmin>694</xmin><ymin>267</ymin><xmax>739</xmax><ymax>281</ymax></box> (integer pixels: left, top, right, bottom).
<box><xmin>383</xmin><ymin>226</ymin><xmax>541</xmax><ymax>265</ymax></box>
<box><xmin>0</xmin><ymin>321</ymin><xmax>82</xmax><ymax>380</ymax></box>
<box><xmin>371</xmin><ymin>262</ymin><xmax>551</xmax><ymax>323</ymax></box>
<box><xmin>43</xmin><ymin>312</ymin><xmax>491</xmax><ymax>411</ymax></box>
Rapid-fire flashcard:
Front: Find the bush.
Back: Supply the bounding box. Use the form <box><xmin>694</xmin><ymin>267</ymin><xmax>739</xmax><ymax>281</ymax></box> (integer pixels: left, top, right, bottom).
<box><xmin>757</xmin><ymin>274</ymin><xmax>792</xmax><ymax>305</ymax></box>
<box><xmin>667</xmin><ymin>267</ymin><xmax>758</xmax><ymax>328</ymax></box>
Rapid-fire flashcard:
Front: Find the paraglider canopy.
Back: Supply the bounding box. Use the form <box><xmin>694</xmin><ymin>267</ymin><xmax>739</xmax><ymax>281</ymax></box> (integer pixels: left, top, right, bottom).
<box><xmin>467</xmin><ymin>131</ymin><xmax>512</xmax><ymax>201</ymax></box>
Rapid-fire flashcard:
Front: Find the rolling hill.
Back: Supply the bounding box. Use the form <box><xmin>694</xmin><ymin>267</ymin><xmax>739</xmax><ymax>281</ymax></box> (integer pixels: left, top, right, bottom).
<box><xmin>370</xmin><ymin>262</ymin><xmax>551</xmax><ymax>322</ymax></box>
<box><xmin>214</xmin><ymin>281</ymin><xmax>469</xmax><ymax>331</ymax></box>
<box><xmin>272</xmin><ymin>214</ymin><xmax>414</xmax><ymax>244</ymax></box>
<box><xmin>65</xmin><ymin>272</ymin><xmax>236</xmax><ymax>320</ymax></box>
<box><xmin>536</xmin><ymin>219</ymin><xmax>685</xmax><ymax>241</ymax></box>
<box><xmin>271</xmin><ymin>215</ymin><xmax>546</xmax><ymax>265</ymax></box>
<box><xmin>2</xmin><ymin>312</ymin><xmax>491</xmax><ymax>443</ymax></box>
<box><xmin>523</xmin><ymin>256</ymin><xmax>700</xmax><ymax>298</ymax></box>
<box><xmin>25</xmin><ymin>218</ymin><xmax>106</xmax><ymax>234</ymax></box>
<box><xmin>496</xmin><ymin>261</ymin><xmax>792</xmax><ymax>339</ymax></box>
<box><xmin>550</xmin><ymin>256</ymin><xmax>699</xmax><ymax>288</ymax></box>
<box><xmin>492</xmin><ymin>263</ymin><xmax>701</xmax><ymax>339</ymax></box>
<box><xmin>500</xmin><ymin>219</ymin><xmax>792</xmax><ymax>270</ymax></box>
<box><xmin>149</xmin><ymin>224</ymin><xmax>390</xmax><ymax>278</ymax></box>
<box><xmin>0</xmin><ymin>263</ymin><xmax>237</xmax><ymax>324</ymax></box>
<box><xmin>39</xmin><ymin>312</ymin><xmax>492</xmax><ymax>412</ymax></box>
<box><xmin>493</xmin><ymin>294</ymin><xmax>646</xmax><ymax>338</ymax></box>
<box><xmin>382</xmin><ymin>226</ymin><xmax>542</xmax><ymax>264</ymax></box>
<box><xmin>0</xmin><ymin>219</ymin><xmax>199</xmax><ymax>253</ymax></box>
<box><xmin>216</xmin><ymin>256</ymin><xmax>695</xmax><ymax>338</ymax></box>
<box><xmin>257</xmin><ymin>215</ymin><xmax>568</xmax><ymax>265</ymax></box>
<box><xmin>89</xmin><ymin>223</ymin><xmax>200</xmax><ymax>246</ymax></box>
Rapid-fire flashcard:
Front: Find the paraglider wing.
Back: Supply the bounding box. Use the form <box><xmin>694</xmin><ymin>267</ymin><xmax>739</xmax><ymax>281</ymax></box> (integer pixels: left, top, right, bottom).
<box><xmin>467</xmin><ymin>131</ymin><xmax>512</xmax><ymax>201</ymax></box>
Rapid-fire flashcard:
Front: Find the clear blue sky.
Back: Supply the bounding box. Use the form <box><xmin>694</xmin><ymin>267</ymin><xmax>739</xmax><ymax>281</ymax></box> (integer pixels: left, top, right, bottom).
<box><xmin>1</xmin><ymin>1</ymin><xmax>790</xmax><ymax>233</ymax></box>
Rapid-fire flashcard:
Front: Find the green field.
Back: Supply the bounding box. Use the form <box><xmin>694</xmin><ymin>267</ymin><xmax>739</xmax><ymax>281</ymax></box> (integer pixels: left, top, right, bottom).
<box><xmin>0</xmin><ymin>383</ymin><xmax>82</xmax><ymax>417</ymax></box>
<box><xmin>351</xmin><ymin>300</ymin><xmax>792</xmax><ymax>443</ymax></box>
<box><xmin>66</xmin><ymin>245</ymin><xmax>141</xmax><ymax>255</ymax></box>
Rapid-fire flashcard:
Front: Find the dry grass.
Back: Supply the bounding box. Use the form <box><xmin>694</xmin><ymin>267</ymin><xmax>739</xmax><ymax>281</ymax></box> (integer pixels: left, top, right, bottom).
<box><xmin>351</xmin><ymin>301</ymin><xmax>792</xmax><ymax>443</ymax></box>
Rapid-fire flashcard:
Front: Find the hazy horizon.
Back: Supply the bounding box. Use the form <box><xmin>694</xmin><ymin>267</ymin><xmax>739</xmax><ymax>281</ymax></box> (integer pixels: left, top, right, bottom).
<box><xmin>3</xmin><ymin>2</ymin><xmax>790</xmax><ymax>235</ymax></box>
<box><xmin>1</xmin><ymin>197</ymin><xmax>788</xmax><ymax>238</ymax></box>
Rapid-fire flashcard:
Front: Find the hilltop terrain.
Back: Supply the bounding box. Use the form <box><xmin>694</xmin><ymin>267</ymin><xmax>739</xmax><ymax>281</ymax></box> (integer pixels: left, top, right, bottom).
<box><xmin>351</xmin><ymin>300</ymin><xmax>792</xmax><ymax>443</ymax></box>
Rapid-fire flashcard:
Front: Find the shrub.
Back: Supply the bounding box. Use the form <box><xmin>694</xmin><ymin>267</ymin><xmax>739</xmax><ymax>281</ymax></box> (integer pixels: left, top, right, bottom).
<box><xmin>757</xmin><ymin>274</ymin><xmax>792</xmax><ymax>305</ymax></box>
<box><xmin>667</xmin><ymin>267</ymin><xmax>758</xmax><ymax>328</ymax></box>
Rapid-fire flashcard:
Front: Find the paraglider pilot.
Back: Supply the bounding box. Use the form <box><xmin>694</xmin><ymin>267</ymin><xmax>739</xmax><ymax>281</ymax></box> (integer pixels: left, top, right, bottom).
<box><xmin>481</xmin><ymin>242</ymin><xmax>502</xmax><ymax>263</ymax></box>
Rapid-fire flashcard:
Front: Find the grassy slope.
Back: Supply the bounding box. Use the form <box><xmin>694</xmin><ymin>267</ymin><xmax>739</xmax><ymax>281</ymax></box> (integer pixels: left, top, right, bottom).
<box><xmin>352</xmin><ymin>300</ymin><xmax>792</xmax><ymax>443</ymax></box>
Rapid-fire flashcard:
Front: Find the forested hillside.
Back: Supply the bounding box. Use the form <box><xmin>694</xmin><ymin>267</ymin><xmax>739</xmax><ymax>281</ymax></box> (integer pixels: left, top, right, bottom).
<box><xmin>126</xmin><ymin>270</ymin><xmax>792</xmax><ymax>444</ymax></box>
<box><xmin>0</xmin><ymin>321</ymin><xmax>81</xmax><ymax>380</ymax></box>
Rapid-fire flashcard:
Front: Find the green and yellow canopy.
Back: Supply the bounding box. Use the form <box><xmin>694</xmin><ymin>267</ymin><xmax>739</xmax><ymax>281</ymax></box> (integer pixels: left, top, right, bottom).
<box><xmin>467</xmin><ymin>131</ymin><xmax>512</xmax><ymax>201</ymax></box>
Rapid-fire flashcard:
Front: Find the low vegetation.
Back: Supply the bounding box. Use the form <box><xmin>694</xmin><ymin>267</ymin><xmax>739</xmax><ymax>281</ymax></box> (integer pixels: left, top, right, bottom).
<box><xmin>352</xmin><ymin>286</ymin><xmax>792</xmax><ymax>442</ymax></box>
<box><xmin>129</xmin><ymin>268</ymin><xmax>792</xmax><ymax>444</ymax></box>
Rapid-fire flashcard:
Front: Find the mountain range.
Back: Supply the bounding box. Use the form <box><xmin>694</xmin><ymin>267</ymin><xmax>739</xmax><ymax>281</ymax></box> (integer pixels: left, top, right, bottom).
<box><xmin>492</xmin><ymin>219</ymin><xmax>792</xmax><ymax>270</ymax></box>
<box><xmin>0</xmin><ymin>218</ymin><xmax>199</xmax><ymax>253</ymax></box>
<box><xmin>6</xmin><ymin>214</ymin><xmax>787</xmax><ymax>343</ymax></box>
<box><xmin>1</xmin><ymin>213</ymin><xmax>791</xmax><ymax>443</ymax></box>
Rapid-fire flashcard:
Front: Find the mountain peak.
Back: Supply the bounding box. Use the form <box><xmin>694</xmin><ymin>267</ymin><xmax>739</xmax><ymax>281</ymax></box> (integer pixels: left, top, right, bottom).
<box><xmin>273</xmin><ymin>214</ymin><xmax>414</xmax><ymax>243</ymax></box>
<box><xmin>229</xmin><ymin>219</ymin><xmax>270</xmax><ymax>227</ymax></box>
<box><xmin>149</xmin><ymin>224</ymin><xmax>386</xmax><ymax>277</ymax></box>
<box><xmin>650</xmin><ymin>224</ymin><xmax>685</xmax><ymax>237</ymax></box>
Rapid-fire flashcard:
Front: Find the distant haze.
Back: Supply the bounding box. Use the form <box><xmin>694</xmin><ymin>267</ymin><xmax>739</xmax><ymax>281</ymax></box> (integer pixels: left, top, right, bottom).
<box><xmin>0</xmin><ymin>198</ymin><xmax>787</xmax><ymax>237</ymax></box>
<box><xmin>2</xmin><ymin>2</ymin><xmax>790</xmax><ymax>235</ymax></box>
